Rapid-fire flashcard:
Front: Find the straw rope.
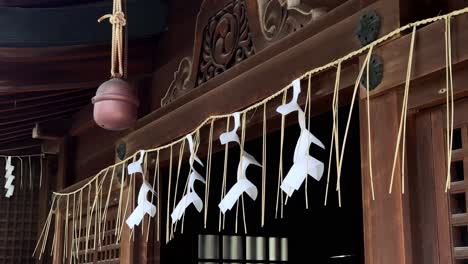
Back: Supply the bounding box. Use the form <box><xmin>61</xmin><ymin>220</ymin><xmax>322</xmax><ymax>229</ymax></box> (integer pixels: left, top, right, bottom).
<box><xmin>34</xmin><ymin>8</ymin><xmax>467</xmax><ymax>254</ymax></box>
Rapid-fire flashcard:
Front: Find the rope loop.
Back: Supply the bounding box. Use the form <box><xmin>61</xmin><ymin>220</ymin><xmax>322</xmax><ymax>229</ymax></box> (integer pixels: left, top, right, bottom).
<box><xmin>98</xmin><ymin>12</ymin><xmax>127</xmax><ymax>26</ymax></box>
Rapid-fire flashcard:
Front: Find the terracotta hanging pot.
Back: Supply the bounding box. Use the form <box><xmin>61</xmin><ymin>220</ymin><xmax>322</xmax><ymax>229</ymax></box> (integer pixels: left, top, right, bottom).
<box><xmin>92</xmin><ymin>78</ymin><xmax>139</xmax><ymax>131</ymax></box>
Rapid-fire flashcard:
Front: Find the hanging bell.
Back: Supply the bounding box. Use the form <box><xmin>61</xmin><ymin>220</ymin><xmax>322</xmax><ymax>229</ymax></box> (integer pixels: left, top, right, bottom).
<box><xmin>92</xmin><ymin>78</ymin><xmax>139</xmax><ymax>131</ymax></box>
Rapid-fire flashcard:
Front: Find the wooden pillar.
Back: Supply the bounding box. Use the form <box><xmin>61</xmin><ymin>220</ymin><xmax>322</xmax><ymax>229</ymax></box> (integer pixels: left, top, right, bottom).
<box><xmin>359</xmin><ymin>91</ymin><xmax>413</xmax><ymax>264</ymax></box>
<box><xmin>52</xmin><ymin>138</ymin><xmax>68</xmax><ymax>264</ymax></box>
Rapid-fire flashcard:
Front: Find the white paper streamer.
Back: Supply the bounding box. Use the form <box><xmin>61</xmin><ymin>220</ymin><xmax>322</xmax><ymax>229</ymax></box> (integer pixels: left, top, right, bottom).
<box><xmin>277</xmin><ymin>79</ymin><xmax>325</xmax><ymax>198</ymax></box>
<box><xmin>127</xmin><ymin>150</ymin><xmax>146</xmax><ymax>175</ymax></box>
<box><xmin>218</xmin><ymin>113</ymin><xmax>262</xmax><ymax>214</ymax></box>
<box><xmin>125</xmin><ymin>150</ymin><xmax>158</xmax><ymax>229</ymax></box>
<box><xmin>4</xmin><ymin>156</ymin><xmax>15</xmax><ymax>198</ymax></box>
<box><xmin>171</xmin><ymin>134</ymin><xmax>205</xmax><ymax>224</ymax></box>
<box><xmin>126</xmin><ymin>180</ymin><xmax>157</xmax><ymax>229</ymax></box>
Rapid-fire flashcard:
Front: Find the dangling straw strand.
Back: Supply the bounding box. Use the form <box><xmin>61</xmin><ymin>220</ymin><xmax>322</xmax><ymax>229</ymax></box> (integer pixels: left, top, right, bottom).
<box><xmin>305</xmin><ymin>74</ymin><xmax>312</xmax><ymax>209</ymax></box>
<box><xmin>117</xmin><ymin>172</ymin><xmax>134</xmax><ymax>242</ymax></box>
<box><xmin>261</xmin><ymin>102</ymin><xmax>267</xmax><ymax>227</ymax></box>
<box><xmin>146</xmin><ymin>150</ymin><xmax>160</xmax><ymax>242</ymax></box>
<box><xmin>102</xmin><ymin>166</ymin><xmax>116</xmax><ymax>236</ymax></box>
<box><xmin>78</xmin><ymin>190</ymin><xmax>83</xmax><ymax>257</ymax></box>
<box><xmin>336</xmin><ymin>47</ymin><xmax>373</xmax><ymax>207</ymax></box>
<box><xmin>171</xmin><ymin>141</ymin><xmax>185</xmax><ymax>238</ymax></box>
<box><xmin>389</xmin><ymin>26</ymin><xmax>417</xmax><ymax>194</ymax></box>
<box><xmin>64</xmin><ymin>195</ymin><xmax>69</xmax><ymax>262</ymax></box>
<box><xmin>115</xmin><ymin>163</ymin><xmax>126</xmax><ymax>237</ymax></box>
<box><xmin>28</xmin><ymin>156</ymin><xmax>32</xmax><ymax>190</ymax></box>
<box><xmin>17</xmin><ymin>157</ymin><xmax>23</xmax><ymax>189</ymax></box>
<box><xmin>93</xmin><ymin>180</ymin><xmax>99</xmax><ymax>250</ymax></box>
<box><xmin>276</xmin><ymin>91</ymin><xmax>287</xmax><ymax>219</ymax></box>
<box><xmin>156</xmin><ymin>151</ymin><xmax>161</xmax><ymax>241</ymax></box>
<box><xmin>131</xmin><ymin>170</ymin><xmax>136</xmax><ymax>242</ymax></box>
<box><xmin>240</xmin><ymin>112</ymin><xmax>248</xmax><ymax>233</ymax></box>
<box><xmin>39</xmin><ymin>155</ymin><xmax>43</xmax><ymax>188</ymax></box>
<box><xmin>219</xmin><ymin>117</ymin><xmax>230</xmax><ymax>231</ymax></box>
<box><xmin>181</xmin><ymin>130</ymin><xmax>201</xmax><ymax>234</ymax></box>
<box><xmin>70</xmin><ymin>193</ymin><xmax>76</xmax><ymax>262</ymax></box>
<box><xmin>33</xmin><ymin>196</ymin><xmax>56</xmax><ymax>258</ymax></box>
<box><xmin>445</xmin><ymin>16</ymin><xmax>455</xmax><ymax>192</ymax></box>
<box><xmin>204</xmin><ymin>120</ymin><xmax>215</xmax><ymax>228</ymax></box>
<box><xmin>366</xmin><ymin>46</ymin><xmax>376</xmax><ymax>200</ymax></box>
<box><xmin>166</xmin><ymin>145</ymin><xmax>173</xmax><ymax>244</ymax></box>
<box><xmin>85</xmin><ymin>186</ymin><xmax>91</xmax><ymax>259</ymax></box>
<box><xmin>141</xmin><ymin>152</ymin><xmax>148</xmax><ymax>235</ymax></box>
<box><xmin>51</xmin><ymin>198</ymin><xmax>60</xmax><ymax>257</ymax></box>
<box><xmin>324</xmin><ymin>62</ymin><xmax>341</xmax><ymax>206</ymax></box>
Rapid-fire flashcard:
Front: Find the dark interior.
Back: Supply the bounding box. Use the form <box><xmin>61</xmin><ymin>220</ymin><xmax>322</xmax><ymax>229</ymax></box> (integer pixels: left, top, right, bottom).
<box><xmin>159</xmin><ymin>105</ymin><xmax>364</xmax><ymax>264</ymax></box>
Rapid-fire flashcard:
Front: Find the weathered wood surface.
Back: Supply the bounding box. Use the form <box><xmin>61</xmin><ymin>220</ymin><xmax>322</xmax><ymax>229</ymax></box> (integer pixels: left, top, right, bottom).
<box><xmin>359</xmin><ymin>91</ymin><xmax>413</xmax><ymax>264</ymax></box>
<box><xmin>121</xmin><ymin>0</ymin><xmax>399</xmax><ymax>156</ymax></box>
<box><xmin>0</xmin><ymin>39</ymin><xmax>155</xmax><ymax>94</ymax></box>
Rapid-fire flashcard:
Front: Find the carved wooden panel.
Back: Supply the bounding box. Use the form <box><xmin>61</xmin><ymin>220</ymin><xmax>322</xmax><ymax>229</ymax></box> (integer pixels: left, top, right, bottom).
<box><xmin>161</xmin><ymin>0</ymin><xmax>337</xmax><ymax>106</ymax></box>
<box><xmin>196</xmin><ymin>0</ymin><xmax>255</xmax><ymax>85</ymax></box>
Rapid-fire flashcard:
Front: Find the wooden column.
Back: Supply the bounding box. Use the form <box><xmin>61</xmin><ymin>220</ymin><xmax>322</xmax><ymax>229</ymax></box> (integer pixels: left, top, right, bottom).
<box><xmin>359</xmin><ymin>91</ymin><xmax>413</xmax><ymax>264</ymax></box>
<box><xmin>52</xmin><ymin>138</ymin><xmax>68</xmax><ymax>264</ymax></box>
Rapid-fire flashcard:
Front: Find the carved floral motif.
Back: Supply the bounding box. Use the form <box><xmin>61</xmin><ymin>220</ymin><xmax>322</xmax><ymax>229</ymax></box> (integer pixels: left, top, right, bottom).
<box><xmin>197</xmin><ymin>0</ymin><xmax>255</xmax><ymax>85</ymax></box>
<box><xmin>161</xmin><ymin>57</ymin><xmax>193</xmax><ymax>106</ymax></box>
<box><xmin>261</xmin><ymin>0</ymin><xmax>326</xmax><ymax>41</ymax></box>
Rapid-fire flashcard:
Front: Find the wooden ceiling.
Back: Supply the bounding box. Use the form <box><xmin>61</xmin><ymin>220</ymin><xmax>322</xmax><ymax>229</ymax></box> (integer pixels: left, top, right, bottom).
<box><xmin>0</xmin><ymin>38</ymin><xmax>157</xmax><ymax>154</ymax></box>
<box><xmin>0</xmin><ymin>0</ymin><xmax>102</xmax><ymax>7</ymax></box>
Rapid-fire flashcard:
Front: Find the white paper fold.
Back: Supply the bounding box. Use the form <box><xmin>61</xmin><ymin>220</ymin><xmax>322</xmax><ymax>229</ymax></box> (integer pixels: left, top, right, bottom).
<box><xmin>4</xmin><ymin>157</ymin><xmax>15</xmax><ymax>198</ymax></box>
<box><xmin>127</xmin><ymin>150</ymin><xmax>146</xmax><ymax>175</ymax></box>
<box><xmin>218</xmin><ymin>112</ymin><xmax>262</xmax><ymax>214</ymax></box>
<box><xmin>219</xmin><ymin>112</ymin><xmax>241</xmax><ymax>145</ymax></box>
<box><xmin>219</xmin><ymin>179</ymin><xmax>258</xmax><ymax>213</ymax></box>
<box><xmin>170</xmin><ymin>134</ymin><xmax>206</xmax><ymax>224</ymax></box>
<box><xmin>276</xmin><ymin>79</ymin><xmax>325</xmax><ymax>198</ymax></box>
<box><xmin>126</xmin><ymin>180</ymin><xmax>157</xmax><ymax>229</ymax></box>
<box><xmin>171</xmin><ymin>170</ymin><xmax>206</xmax><ymax>223</ymax></box>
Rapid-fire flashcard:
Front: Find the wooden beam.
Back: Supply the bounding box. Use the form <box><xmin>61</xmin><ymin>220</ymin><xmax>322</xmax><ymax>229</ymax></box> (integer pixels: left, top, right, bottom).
<box><xmin>32</xmin><ymin>118</ymin><xmax>72</xmax><ymax>140</ymax></box>
<box><xmin>0</xmin><ymin>89</ymin><xmax>94</xmax><ymax>113</ymax></box>
<box><xmin>0</xmin><ymin>39</ymin><xmax>155</xmax><ymax>94</ymax></box>
<box><xmin>0</xmin><ymin>106</ymin><xmax>83</xmax><ymax>126</ymax></box>
<box><xmin>366</xmin><ymin>13</ymin><xmax>468</xmax><ymax>101</ymax></box>
<box><xmin>0</xmin><ymin>140</ymin><xmax>41</xmax><ymax>153</ymax></box>
<box><xmin>120</xmin><ymin>0</ymin><xmax>399</xmax><ymax>156</ymax></box>
<box><xmin>68</xmin><ymin>104</ymin><xmax>97</xmax><ymax>136</ymax></box>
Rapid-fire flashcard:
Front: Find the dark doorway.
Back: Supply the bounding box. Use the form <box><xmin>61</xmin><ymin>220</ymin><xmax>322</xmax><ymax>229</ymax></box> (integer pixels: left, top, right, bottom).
<box><xmin>161</xmin><ymin>105</ymin><xmax>364</xmax><ymax>264</ymax></box>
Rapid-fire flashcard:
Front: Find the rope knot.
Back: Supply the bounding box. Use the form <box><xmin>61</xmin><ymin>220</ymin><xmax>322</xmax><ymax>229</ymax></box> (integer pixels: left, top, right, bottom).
<box><xmin>98</xmin><ymin>11</ymin><xmax>127</xmax><ymax>26</ymax></box>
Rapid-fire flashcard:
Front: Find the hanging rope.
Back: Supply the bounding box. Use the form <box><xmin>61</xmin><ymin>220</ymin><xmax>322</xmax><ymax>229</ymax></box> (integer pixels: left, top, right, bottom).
<box><xmin>98</xmin><ymin>0</ymin><xmax>127</xmax><ymax>78</ymax></box>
